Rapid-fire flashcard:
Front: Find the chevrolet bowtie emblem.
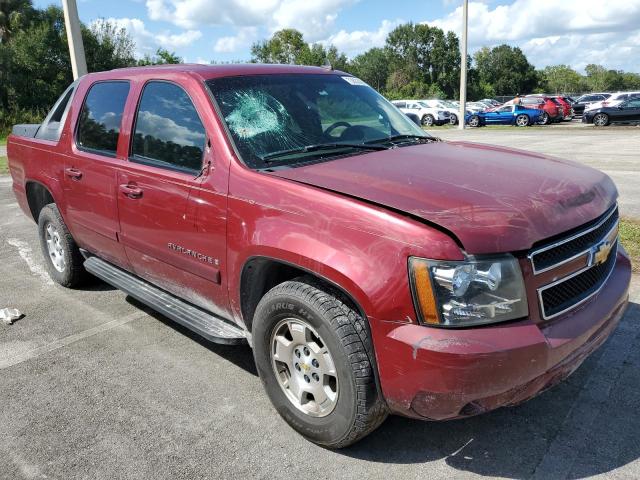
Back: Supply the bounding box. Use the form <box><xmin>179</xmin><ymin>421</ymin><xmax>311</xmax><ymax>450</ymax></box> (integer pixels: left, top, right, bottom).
<box><xmin>592</xmin><ymin>240</ymin><xmax>613</xmax><ymax>266</ymax></box>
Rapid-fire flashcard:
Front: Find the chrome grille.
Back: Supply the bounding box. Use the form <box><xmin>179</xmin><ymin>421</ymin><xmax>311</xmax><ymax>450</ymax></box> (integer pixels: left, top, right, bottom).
<box><xmin>529</xmin><ymin>206</ymin><xmax>618</xmax><ymax>274</ymax></box>
<box><xmin>529</xmin><ymin>206</ymin><xmax>619</xmax><ymax>320</ymax></box>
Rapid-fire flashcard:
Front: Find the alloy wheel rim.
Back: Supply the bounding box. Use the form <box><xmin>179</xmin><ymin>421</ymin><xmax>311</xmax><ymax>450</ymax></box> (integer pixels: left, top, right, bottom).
<box><xmin>45</xmin><ymin>223</ymin><xmax>66</xmax><ymax>272</ymax></box>
<box><xmin>423</xmin><ymin>116</ymin><xmax>433</xmax><ymax>126</ymax></box>
<box><xmin>470</xmin><ymin>116</ymin><xmax>479</xmax><ymax>127</ymax></box>
<box><xmin>594</xmin><ymin>114</ymin><xmax>607</xmax><ymax>126</ymax></box>
<box><xmin>270</xmin><ymin>318</ymin><xmax>339</xmax><ymax>417</ymax></box>
<box><xmin>516</xmin><ymin>115</ymin><xmax>528</xmax><ymax>126</ymax></box>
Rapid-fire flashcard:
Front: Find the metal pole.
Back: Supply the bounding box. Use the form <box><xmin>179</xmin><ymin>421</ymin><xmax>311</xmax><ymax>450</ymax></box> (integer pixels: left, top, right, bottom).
<box><xmin>458</xmin><ymin>0</ymin><xmax>468</xmax><ymax>130</ymax></box>
<box><xmin>62</xmin><ymin>0</ymin><xmax>87</xmax><ymax>79</ymax></box>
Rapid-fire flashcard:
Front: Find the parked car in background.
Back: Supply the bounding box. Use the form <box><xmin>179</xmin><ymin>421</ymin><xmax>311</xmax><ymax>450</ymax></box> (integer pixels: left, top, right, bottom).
<box><xmin>551</xmin><ymin>96</ymin><xmax>573</xmax><ymax>121</ymax></box>
<box><xmin>516</xmin><ymin>96</ymin><xmax>562</xmax><ymax>124</ymax></box>
<box><xmin>585</xmin><ymin>92</ymin><xmax>640</xmax><ymax>112</ymax></box>
<box><xmin>466</xmin><ymin>101</ymin><xmax>490</xmax><ymax>113</ymax></box>
<box><xmin>572</xmin><ymin>93</ymin><xmax>610</xmax><ymax>116</ymax></box>
<box><xmin>420</xmin><ymin>99</ymin><xmax>461</xmax><ymax>124</ymax></box>
<box><xmin>479</xmin><ymin>98</ymin><xmax>501</xmax><ymax>107</ymax></box>
<box><xmin>583</xmin><ymin>96</ymin><xmax>640</xmax><ymax>126</ymax></box>
<box><xmin>468</xmin><ymin>104</ymin><xmax>540</xmax><ymax>127</ymax></box>
<box><xmin>391</xmin><ymin>100</ymin><xmax>450</xmax><ymax>126</ymax></box>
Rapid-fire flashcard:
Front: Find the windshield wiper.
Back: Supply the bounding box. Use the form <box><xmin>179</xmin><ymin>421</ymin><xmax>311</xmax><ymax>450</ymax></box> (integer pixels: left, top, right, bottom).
<box><xmin>261</xmin><ymin>142</ymin><xmax>389</xmax><ymax>163</ymax></box>
<box><xmin>366</xmin><ymin>134</ymin><xmax>440</xmax><ymax>145</ymax></box>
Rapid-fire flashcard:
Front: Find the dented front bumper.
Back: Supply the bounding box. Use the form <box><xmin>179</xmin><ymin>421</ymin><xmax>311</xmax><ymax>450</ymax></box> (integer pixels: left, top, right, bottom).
<box><xmin>373</xmin><ymin>250</ymin><xmax>631</xmax><ymax>420</ymax></box>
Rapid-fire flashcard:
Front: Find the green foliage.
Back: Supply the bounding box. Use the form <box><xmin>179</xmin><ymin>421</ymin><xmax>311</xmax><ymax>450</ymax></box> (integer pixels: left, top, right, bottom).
<box><xmin>473</xmin><ymin>45</ymin><xmax>538</xmax><ymax>95</ymax></box>
<box><xmin>0</xmin><ymin>2</ymin><xmax>137</xmax><ymax>135</ymax></box>
<box><xmin>541</xmin><ymin>65</ymin><xmax>586</xmax><ymax>93</ymax></box>
<box><xmin>137</xmin><ymin>47</ymin><xmax>182</xmax><ymax>66</ymax></box>
<box><xmin>349</xmin><ymin>48</ymin><xmax>390</xmax><ymax>91</ymax></box>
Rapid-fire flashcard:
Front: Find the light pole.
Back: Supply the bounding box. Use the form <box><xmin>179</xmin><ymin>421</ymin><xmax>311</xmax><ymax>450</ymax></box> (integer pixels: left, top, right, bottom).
<box><xmin>62</xmin><ymin>0</ymin><xmax>87</xmax><ymax>79</ymax></box>
<box><xmin>458</xmin><ymin>0</ymin><xmax>468</xmax><ymax>130</ymax></box>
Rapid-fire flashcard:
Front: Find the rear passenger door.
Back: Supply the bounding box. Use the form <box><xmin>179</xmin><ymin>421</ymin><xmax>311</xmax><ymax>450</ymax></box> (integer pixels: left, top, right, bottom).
<box><xmin>64</xmin><ymin>80</ymin><xmax>131</xmax><ymax>268</ymax></box>
<box><xmin>117</xmin><ymin>80</ymin><xmax>229</xmax><ymax>315</ymax></box>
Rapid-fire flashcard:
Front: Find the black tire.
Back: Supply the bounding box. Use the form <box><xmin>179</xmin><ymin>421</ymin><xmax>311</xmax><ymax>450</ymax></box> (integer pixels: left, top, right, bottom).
<box><xmin>450</xmin><ymin>113</ymin><xmax>458</xmax><ymax>125</ymax></box>
<box><xmin>539</xmin><ymin>112</ymin><xmax>550</xmax><ymax>125</ymax></box>
<box><xmin>37</xmin><ymin>204</ymin><xmax>86</xmax><ymax>287</ymax></box>
<box><xmin>515</xmin><ymin>114</ymin><xmax>530</xmax><ymax>127</ymax></box>
<box><xmin>421</xmin><ymin>114</ymin><xmax>434</xmax><ymax>127</ymax></box>
<box><xmin>593</xmin><ymin>113</ymin><xmax>609</xmax><ymax>127</ymax></box>
<box><xmin>252</xmin><ymin>277</ymin><xmax>387</xmax><ymax>448</ymax></box>
<box><xmin>468</xmin><ymin>115</ymin><xmax>480</xmax><ymax>127</ymax></box>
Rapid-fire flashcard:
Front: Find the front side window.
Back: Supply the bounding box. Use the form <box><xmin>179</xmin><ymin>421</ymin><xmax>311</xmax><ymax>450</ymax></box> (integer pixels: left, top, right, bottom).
<box><xmin>625</xmin><ymin>99</ymin><xmax>640</xmax><ymax>109</ymax></box>
<box><xmin>131</xmin><ymin>81</ymin><xmax>206</xmax><ymax>173</ymax></box>
<box><xmin>207</xmin><ymin>74</ymin><xmax>427</xmax><ymax>169</ymax></box>
<box><xmin>77</xmin><ymin>81</ymin><xmax>130</xmax><ymax>156</ymax></box>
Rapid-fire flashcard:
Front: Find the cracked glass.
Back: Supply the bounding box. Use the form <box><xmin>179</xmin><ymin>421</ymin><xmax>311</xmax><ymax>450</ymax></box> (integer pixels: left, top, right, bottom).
<box><xmin>207</xmin><ymin>74</ymin><xmax>428</xmax><ymax>169</ymax></box>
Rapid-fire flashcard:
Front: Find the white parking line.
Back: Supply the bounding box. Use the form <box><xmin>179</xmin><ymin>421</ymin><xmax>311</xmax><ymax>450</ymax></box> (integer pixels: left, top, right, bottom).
<box><xmin>0</xmin><ymin>311</ymin><xmax>146</xmax><ymax>370</ymax></box>
<box><xmin>6</xmin><ymin>238</ymin><xmax>54</xmax><ymax>286</ymax></box>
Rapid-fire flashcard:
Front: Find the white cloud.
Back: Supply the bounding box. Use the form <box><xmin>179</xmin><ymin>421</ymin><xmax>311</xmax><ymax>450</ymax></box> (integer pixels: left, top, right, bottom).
<box><xmin>136</xmin><ymin>110</ymin><xmax>205</xmax><ymax>147</ymax></box>
<box><xmin>324</xmin><ymin>19</ymin><xmax>400</xmax><ymax>55</ymax></box>
<box><xmin>214</xmin><ymin>27</ymin><xmax>257</xmax><ymax>53</ymax></box>
<box><xmin>155</xmin><ymin>30</ymin><xmax>202</xmax><ymax>48</ymax></box>
<box><xmin>427</xmin><ymin>0</ymin><xmax>640</xmax><ymax>71</ymax></box>
<box><xmin>145</xmin><ymin>0</ymin><xmax>354</xmax><ymax>41</ymax></box>
<box><xmin>93</xmin><ymin>17</ymin><xmax>201</xmax><ymax>57</ymax></box>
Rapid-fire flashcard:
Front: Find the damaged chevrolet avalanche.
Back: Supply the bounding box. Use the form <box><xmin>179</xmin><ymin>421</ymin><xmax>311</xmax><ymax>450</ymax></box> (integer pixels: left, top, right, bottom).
<box><xmin>6</xmin><ymin>64</ymin><xmax>631</xmax><ymax>447</ymax></box>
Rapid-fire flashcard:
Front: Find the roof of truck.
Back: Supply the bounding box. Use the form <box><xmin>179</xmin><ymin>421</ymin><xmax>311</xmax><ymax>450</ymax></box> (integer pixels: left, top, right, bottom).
<box><xmin>105</xmin><ymin>63</ymin><xmax>344</xmax><ymax>80</ymax></box>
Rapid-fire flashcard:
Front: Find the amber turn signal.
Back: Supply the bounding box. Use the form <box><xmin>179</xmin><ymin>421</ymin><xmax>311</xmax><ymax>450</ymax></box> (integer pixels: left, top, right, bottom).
<box><xmin>409</xmin><ymin>258</ymin><xmax>440</xmax><ymax>325</ymax></box>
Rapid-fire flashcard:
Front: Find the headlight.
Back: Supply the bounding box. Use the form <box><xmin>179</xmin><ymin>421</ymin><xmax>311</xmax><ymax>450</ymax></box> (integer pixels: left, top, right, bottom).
<box><xmin>409</xmin><ymin>255</ymin><xmax>528</xmax><ymax>327</ymax></box>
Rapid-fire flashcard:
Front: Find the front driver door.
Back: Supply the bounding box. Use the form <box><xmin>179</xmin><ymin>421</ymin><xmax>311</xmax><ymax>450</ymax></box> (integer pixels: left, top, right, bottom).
<box><xmin>117</xmin><ymin>80</ymin><xmax>229</xmax><ymax>316</ymax></box>
<box><xmin>620</xmin><ymin>98</ymin><xmax>640</xmax><ymax>122</ymax></box>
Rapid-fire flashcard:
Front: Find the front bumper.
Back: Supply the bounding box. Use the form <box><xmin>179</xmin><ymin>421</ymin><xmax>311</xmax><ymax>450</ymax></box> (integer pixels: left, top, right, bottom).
<box><xmin>373</xmin><ymin>250</ymin><xmax>631</xmax><ymax>420</ymax></box>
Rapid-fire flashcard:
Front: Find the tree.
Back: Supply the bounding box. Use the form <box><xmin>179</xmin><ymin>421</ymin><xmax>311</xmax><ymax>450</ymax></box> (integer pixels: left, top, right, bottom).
<box><xmin>541</xmin><ymin>65</ymin><xmax>586</xmax><ymax>93</ymax></box>
<box><xmin>473</xmin><ymin>45</ymin><xmax>538</xmax><ymax>95</ymax></box>
<box><xmin>349</xmin><ymin>48</ymin><xmax>390</xmax><ymax>91</ymax></box>
<box><xmin>385</xmin><ymin>22</ymin><xmax>461</xmax><ymax>97</ymax></box>
<box><xmin>251</xmin><ymin>29</ymin><xmax>308</xmax><ymax>64</ymax></box>
<box><xmin>137</xmin><ymin>48</ymin><xmax>182</xmax><ymax>66</ymax></box>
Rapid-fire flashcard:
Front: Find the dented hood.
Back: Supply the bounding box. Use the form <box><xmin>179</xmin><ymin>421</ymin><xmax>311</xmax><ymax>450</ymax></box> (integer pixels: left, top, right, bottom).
<box><xmin>270</xmin><ymin>141</ymin><xmax>617</xmax><ymax>254</ymax></box>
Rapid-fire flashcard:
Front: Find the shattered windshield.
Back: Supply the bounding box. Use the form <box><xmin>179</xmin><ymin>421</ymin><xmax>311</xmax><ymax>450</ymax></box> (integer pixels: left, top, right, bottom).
<box><xmin>206</xmin><ymin>74</ymin><xmax>428</xmax><ymax>169</ymax></box>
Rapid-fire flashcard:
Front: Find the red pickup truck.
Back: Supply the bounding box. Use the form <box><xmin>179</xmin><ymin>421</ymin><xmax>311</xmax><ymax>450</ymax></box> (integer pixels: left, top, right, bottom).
<box><xmin>7</xmin><ymin>64</ymin><xmax>631</xmax><ymax>448</ymax></box>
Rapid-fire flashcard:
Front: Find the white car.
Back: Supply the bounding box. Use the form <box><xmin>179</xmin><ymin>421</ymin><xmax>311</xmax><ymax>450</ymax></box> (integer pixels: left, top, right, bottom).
<box><xmin>420</xmin><ymin>99</ymin><xmax>462</xmax><ymax>125</ymax></box>
<box><xmin>391</xmin><ymin>100</ymin><xmax>450</xmax><ymax>127</ymax></box>
<box><xmin>585</xmin><ymin>91</ymin><xmax>640</xmax><ymax>112</ymax></box>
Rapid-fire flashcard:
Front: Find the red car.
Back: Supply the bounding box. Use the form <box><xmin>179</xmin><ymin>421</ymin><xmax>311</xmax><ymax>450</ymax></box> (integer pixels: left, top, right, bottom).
<box><xmin>7</xmin><ymin>65</ymin><xmax>631</xmax><ymax>447</ymax></box>
<box><xmin>551</xmin><ymin>96</ymin><xmax>573</xmax><ymax>121</ymax></box>
<box><xmin>516</xmin><ymin>95</ymin><xmax>562</xmax><ymax>124</ymax></box>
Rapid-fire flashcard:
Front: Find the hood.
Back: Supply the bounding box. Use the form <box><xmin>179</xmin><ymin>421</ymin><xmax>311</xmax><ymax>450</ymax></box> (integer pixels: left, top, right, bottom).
<box><xmin>269</xmin><ymin>141</ymin><xmax>617</xmax><ymax>254</ymax></box>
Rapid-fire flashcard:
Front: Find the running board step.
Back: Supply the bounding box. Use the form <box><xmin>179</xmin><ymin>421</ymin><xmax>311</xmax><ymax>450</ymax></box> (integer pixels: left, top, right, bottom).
<box><xmin>84</xmin><ymin>256</ymin><xmax>246</xmax><ymax>345</ymax></box>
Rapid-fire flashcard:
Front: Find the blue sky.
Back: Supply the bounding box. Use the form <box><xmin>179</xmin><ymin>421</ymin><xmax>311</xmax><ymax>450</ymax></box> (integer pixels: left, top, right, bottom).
<box><xmin>35</xmin><ymin>0</ymin><xmax>640</xmax><ymax>72</ymax></box>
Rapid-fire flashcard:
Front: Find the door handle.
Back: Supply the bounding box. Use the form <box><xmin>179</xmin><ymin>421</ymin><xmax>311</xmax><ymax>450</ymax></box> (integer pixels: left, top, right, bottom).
<box><xmin>64</xmin><ymin>167</ymin><xmax>83</xmax><ymax>180</ymax></box>
<box><xmin>119</xmin><ymin>184</ymin><xmax>143</xmax><ymax>199</ymax></box>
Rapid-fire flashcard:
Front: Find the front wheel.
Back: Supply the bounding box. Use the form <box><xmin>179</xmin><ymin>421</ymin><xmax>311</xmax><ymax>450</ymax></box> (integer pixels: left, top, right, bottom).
<box><xmin>421</xmin><ymin>114</ymin><xmax>435</xmax><ymax>127</ymax></box>
<box><xmin>468</xmin><ymin>115</ymin><xmax>480</xmax><ymax>127</ymax></box>
<box><xmin>593</xmin><ymin>113</ymin><xmax>609</xmax><ymax>127</ymax></box>
<box><xmin>515</xmin><ymin>114</ymin><xmax>530</xmax><ymax>127</ymax></box>
<box><xmin>252</xmin><ymin>278</ymin><xmax>387</xmax><ymax>448</ymax></box>
<box><xmin>538</xmin><ymin>112</ymin><xmax>550</xmax><ymax>125</ymax></box>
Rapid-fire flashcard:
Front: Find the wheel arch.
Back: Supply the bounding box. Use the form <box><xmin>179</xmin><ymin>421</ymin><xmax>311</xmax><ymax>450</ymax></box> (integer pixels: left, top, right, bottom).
<box><xmin>25</xmin><ymin>180</ymin><xmax>57</xmax><ymax>223</ymax></box>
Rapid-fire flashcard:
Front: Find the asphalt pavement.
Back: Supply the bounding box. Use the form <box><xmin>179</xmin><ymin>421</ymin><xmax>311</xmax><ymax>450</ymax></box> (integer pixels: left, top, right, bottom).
<box><xmin>1</xmin><ymin>132</ymin><xmax>640</xmax><ymax>479</ymax></box>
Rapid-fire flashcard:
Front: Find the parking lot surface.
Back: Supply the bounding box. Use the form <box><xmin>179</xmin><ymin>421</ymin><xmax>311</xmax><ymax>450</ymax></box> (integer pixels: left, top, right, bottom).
<box><xmin>437</xmin><ymin>126</ymin><xmax>640</xmax><ymax>220</ymax></box>
<box><xmin>1</xmin><ymin>134</ymin><xmax>640</xmax><ymax>478</ymax></box>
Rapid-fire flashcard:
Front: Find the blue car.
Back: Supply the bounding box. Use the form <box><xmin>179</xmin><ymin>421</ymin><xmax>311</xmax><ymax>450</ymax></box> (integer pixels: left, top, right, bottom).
<box><xmin>467</xmin><ymin>104</ymin><xmax>541</xmax><ymax>127</ymax></box>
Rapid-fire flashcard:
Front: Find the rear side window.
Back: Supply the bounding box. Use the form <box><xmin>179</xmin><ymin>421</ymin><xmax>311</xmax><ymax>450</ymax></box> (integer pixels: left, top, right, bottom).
<box><xmin>131</xmin><ymin>81</ymin><xmax>206</xmax><ymax>173</ymax></box>
<box><xmin>77</xmin><ymin>81</ymin><xmax>130</xmax><ymax>156</ymax></box>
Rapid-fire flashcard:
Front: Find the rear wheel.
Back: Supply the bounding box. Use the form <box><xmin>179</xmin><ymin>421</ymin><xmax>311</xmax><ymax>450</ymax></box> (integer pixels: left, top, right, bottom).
<box><xmin>252</xmin><ymin>278</ymin><xmax>387</xmax><ymax>448</ymax></box>
<box><xmin>515</xmin><ymin>114</ymin><xmax>530</xmax><ymax>127</ymax></box>
<box><xmin>421</xmin><ymin>114</ymin><xmax>435</xmax><ymax>127</ymax></box>
<box><xmin>450</xmin><ymin>113</ymin><xmax>458</xmax><ymax>125</ymax></box>
<box><xmin>38</xmin><ymin>204</ymin><xmax>86</xmax><ymax>287</ymax></box>
<box><xmin>593</xmin><ymin>113</ymin><xmax>609</xmax><ymax>127</ymax></box>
